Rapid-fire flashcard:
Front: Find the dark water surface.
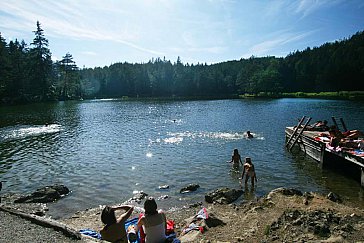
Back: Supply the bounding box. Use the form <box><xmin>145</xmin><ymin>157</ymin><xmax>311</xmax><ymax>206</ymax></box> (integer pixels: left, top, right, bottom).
<box><xmin>1</xmin><ymin>98</ymin><xmax>364</xmax><ymax>219</ymax></box>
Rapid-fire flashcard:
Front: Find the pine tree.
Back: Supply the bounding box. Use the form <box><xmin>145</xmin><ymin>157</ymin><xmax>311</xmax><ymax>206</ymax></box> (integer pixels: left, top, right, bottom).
<box><xmin>28</xmin><ymin>21</ymin><xmax>53</xmax><ymax>100</ymax></box>
<box><xmin>0</xmin><ymin>32</ymin><xmax>10</xmax><ymax>100</ymax></box>
<box><xmin>58</xmin><ymin>52</ymin><xmax>80</xmax><ymax>100</ymax></box>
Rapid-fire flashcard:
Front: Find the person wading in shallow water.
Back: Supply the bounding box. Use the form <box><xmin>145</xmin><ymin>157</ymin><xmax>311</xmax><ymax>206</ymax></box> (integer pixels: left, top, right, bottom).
<box><xmin>229</xmin><ymin>148</ymin><xmax>243</xmax><ymax>171</ymax></box>
<box><xmin>242</xmin><ymin>157</ymin><xmax>257</xmax><ymax>187</ymax></box>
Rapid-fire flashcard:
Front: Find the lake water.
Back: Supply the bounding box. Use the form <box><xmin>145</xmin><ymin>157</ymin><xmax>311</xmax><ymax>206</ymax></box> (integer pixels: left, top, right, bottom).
<box><xmin>1</xmin><ymin>98</ymin><xmax>364</xmax><ymax>219</ymax></box>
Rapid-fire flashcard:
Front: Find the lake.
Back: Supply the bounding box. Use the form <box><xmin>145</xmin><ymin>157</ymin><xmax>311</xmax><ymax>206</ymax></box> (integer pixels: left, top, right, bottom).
<box><xmin>1</xmin><ymin>98</ymin><xmax>364</xmax><ymax>219</ymax></box>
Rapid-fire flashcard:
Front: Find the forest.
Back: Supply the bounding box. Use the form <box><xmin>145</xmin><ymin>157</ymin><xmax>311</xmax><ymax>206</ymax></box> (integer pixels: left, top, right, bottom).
<box><xmin>0</xmin><ymin>21</ymin><xmax>363</xmax><ymax>104</ymax></box>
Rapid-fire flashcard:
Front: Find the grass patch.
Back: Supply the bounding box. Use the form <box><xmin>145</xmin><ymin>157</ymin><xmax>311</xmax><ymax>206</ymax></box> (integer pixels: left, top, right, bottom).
<box><xmin>264</xmin><ymin>225</ymin><xmax>271</xmax><ymax>235</ymax></box>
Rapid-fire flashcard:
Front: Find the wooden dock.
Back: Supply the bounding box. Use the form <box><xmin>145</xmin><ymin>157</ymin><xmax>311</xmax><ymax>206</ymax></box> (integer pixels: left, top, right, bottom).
<box><xmin>285</xmin><ymin>126</ymin><xmax>364</xmax><ymax>187</ymax></box>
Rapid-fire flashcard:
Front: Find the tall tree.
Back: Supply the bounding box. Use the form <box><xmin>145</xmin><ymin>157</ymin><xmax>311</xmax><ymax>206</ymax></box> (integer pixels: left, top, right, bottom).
<box><xmin>28</xmin><ymin>21</ymin><xmax>53</xmax><ymax>100</ymax></box>
<box><xmin>57</xmin><ymin>52</ymin><xmax>80</xmax><ymax>100</ymax></box>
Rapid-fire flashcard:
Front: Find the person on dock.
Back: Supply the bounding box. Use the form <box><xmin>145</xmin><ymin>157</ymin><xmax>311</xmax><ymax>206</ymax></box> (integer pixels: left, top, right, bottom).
<box><xmin>100</xmin><ymin>204</ymin><xmax>134</xmax><ymax>243</ymax></box>
<box><xmin>229</xmin><ymin>148</ymin><xmax>243</xmax><ymax>170</ymax></box>
<box><xmin>246</xmin><ymin>131</ymin><xmax>254</xmax><ymax>138</ymax></box>
<box><xmin>137</xmin><ymin>197</ymin><xmax>167</xmax><ymax>243</ymax></box>
<box><xmin>342</xmin><ymin>129</ymin><xmax>364</xmax><ymax>140</ymax></box>
<box><xmin>307</xmin><ymin>120</ymin><xmax>329</xmax><ymax>131</ymax></box>
<box><xmin>242</xmin><ymin>157</ymin><xmax>257</xmax><ymax>187</ymax></box>
<box><xmin>329</xmin><ymin>126</ymin><xmax>363</xmax><ymax>142</ymax></box>
<box><xmin>328</xmin><ymin>127</ymin><xmax>344</xmax><ymax>147</ymax></box>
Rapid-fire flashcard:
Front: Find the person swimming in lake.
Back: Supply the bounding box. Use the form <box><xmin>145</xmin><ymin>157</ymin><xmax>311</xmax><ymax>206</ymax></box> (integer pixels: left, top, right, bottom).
<box><xmin>229</xmin><ymin>148</ymin><xmax>243</xmax><ymax>170</ymax></box>
<box><xmin>242</xmin><ymin>157</ymin><xmax>257</xmax><ymax>187</ymax></box>
<box><xmin>100</xmin><ymin>204</ymin><xmax>134</xmax><ymax>243</ymax></box>
<box><xmin>246</xmin><ymin>131</ymin><xmax>253</xmax><ymax>138</ymax></box>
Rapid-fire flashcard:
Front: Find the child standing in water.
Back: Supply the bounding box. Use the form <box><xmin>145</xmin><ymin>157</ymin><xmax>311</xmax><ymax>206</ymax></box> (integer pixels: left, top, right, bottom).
<box><xmin>242</xmin><ymin>157</ymin><xmax>257</xmax><ymax>186</ymax></box>
<box><xmin>230</xmin><ymin>149</ymin><xmax>243</xmax><ymax>170</ymax></box>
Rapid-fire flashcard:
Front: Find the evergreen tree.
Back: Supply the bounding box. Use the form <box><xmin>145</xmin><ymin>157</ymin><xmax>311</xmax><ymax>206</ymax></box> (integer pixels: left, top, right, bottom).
<box><xmin>57</xmin><ymin>52</ymin><xmax>80</xmax><ymax>100</ymax></box>
<box><xmin>28</xmin><ymin>21</ymin><xmax>53</xmax><ymax>100</ymax></box>
<box><xmin>0</xmin><ymin>33</ymin><xmax>10</xmax><ymax>100</ymax></box>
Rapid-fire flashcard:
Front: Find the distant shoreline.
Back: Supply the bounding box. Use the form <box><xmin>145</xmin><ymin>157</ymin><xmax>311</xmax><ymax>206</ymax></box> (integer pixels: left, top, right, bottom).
<box><xmin>2</xmin><ymin>91</ymin><xmax>364</xmax><ymax>106</ymax></box>
<box><xmin>239</xmin><ymin>91</ymin><xmax>364</xmax><ymax>100</ymax></box>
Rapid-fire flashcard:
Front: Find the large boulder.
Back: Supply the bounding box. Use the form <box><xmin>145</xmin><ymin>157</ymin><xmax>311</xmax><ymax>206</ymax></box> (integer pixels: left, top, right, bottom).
<box><xmin>205</xmin><ymin>187</ymin><xmax>243</xmax><ymax>204</ymax></box>
<box><xmin>14</xmin><ymin>184</ymin><xmax>70</xmax><ymax>203</ymax></box>
<box><xmin>180</xmin><ymin>184</ymin><xmax>200</xmax><ymax>193</ymax></box>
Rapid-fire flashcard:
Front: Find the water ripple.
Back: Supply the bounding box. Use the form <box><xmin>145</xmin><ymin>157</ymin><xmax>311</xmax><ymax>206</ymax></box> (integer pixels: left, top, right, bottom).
<box><xmin>0</xmin><ymin>99</ymin><xmax>363</xmax><ymax>219</ymax></box>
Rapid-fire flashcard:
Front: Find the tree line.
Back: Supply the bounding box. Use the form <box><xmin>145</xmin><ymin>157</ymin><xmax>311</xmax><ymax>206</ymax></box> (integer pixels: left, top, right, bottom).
<box><xmin>80</xmin><ymin>30</ymin><xmax>364</xmax><ymax>99</ymax></box>
<box><xmin>0</xmin><ymin>22</ymin><xmax>363</xmax><ymax>104</ymax></box>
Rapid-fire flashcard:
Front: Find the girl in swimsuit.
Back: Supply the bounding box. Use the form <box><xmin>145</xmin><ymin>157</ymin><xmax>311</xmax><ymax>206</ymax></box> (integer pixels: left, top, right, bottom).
<box><xmin>242</xmin><ymin>157</ymin><xmax>257</xmax><ymax>186</ymax></box>
<box><xmin>230</xmin><ymin>148</ymin><xmax>243</xmax><ymax>170</ymax></box>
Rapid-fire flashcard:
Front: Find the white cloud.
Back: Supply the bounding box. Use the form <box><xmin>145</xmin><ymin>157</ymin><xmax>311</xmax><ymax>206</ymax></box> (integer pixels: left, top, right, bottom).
<box><xmin>81</xmin><ymin>51</ymin><xmax>97</xmax><ymax>56</ymax></box>
<box><xmin>293</xmin><ymin>0</ymin><xmax>344</xmax><ymax>18</ymax></box>
<box><xmin>243</xmin><ymin>29</ymin><xmax>318</xmax><ymax>57</ymax></box>
<box><xmin>0</xmin><ymin>0</ymin><xmax>163</xmax><ymax>56</ymax></box>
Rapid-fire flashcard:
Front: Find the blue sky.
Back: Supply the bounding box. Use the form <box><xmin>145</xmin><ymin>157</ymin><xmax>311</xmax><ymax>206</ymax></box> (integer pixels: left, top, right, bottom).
<box><xmin>1</xmin><ymin>0</ymin><xmax>364</xmax><ymax>68</ymax></box>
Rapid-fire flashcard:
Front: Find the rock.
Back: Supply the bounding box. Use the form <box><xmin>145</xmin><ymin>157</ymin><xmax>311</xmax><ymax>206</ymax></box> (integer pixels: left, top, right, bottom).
<box><xmin>188</xmin><ymin>202</ymin><xmax>203</xmax><ymax>208</ymax></box>
<box><xmin>303</xmin><ymin>192</ymin><xmax>313</xmax><ymax>205</ymax></box>
<box><xmin>313</xmin><ymin>223</ymin><xmax>330</xmax><ymax>237</ymax></box>
<box><xmin>180</xmin><ymin>184</ymin><xmax>200</xmax><ymax>193</ymax></box>
<box><xmin>179</xmin><ymin>229</ymin><xmax>201</xmax><ymax>242</ymax></box>
<box><xmin>204</xmin><ymin>212</ymin><xmax>225</xmax><ymax>228</ymax></box>
<box><xmin>267</xmin><ymin>188</ymin><xmax>303</xmax><ymax>199</ymax></box>
<box><xmin>157</xmin><ymin>195</ymin><xmax>168</xmax><ymax>200</ymax></box>
<box><xmin>127</xmin><ymin>191</ymin><xmax>148</xmax><ymax>203</ymax></box>
<box><xmin>303</xmin><ymin>192</ymin><xmax>314</xmax><ymax>199</ymax></box>
<box><xmin>205</xmin><ymin>187</ymin><xmax>243</xmax><ymax>204</ymax></box>
<box><xmin>327</xmin><ymin>192</ymin><xmax>342</xmax><ymax>203</ymax></box>
<box><xmin>321</xmin><ymin>235</ymin><xmax>345</xmax><ymax>243</ymax></box>
<box><xmin>14</xmin><ymin>185</ymin><xmax>70</xmax><ymax>203</ymax></box>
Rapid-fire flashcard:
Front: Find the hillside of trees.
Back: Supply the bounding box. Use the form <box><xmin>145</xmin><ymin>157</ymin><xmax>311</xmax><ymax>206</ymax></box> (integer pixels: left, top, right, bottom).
<box><xmin>0</xmin><ymin>22</ymin><xmax>363</xmax><ymax>104</ymax></box>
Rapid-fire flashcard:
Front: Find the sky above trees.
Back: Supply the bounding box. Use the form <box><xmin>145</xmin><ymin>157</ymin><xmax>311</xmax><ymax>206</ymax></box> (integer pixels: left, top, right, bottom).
<box><xmin>1</xmin><ymin>0</ymin><xmax>364</xmax><ymax>68</ymax></box>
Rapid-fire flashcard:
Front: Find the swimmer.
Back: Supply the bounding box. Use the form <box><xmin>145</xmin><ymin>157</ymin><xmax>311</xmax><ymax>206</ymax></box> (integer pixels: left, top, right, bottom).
<box><xmin>246</xmin><ymin>131</ymin><xmax>253</xmax><ymax>138</ymax></box>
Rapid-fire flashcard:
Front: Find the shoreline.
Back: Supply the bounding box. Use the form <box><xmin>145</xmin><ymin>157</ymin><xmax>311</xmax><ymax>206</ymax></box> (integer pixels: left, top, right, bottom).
<box><xmin>2</xmin><ymin>187</ymin><xmax>364</xmax><ymax>242</ymax></box>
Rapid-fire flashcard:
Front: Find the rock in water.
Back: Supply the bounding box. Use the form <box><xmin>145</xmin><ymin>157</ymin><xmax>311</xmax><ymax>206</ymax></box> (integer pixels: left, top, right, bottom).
<box><xmin>14</xmin><ymin>184</ymin><xmax>70</xmax><ymax>203</ymax></box>
<box><xmin>180</xmin><ymin>184</ymin><xmax>200</xmax><ymax>193</ymax></box>
<box><xmin>205</xmin><ymin>187</ymin><xmax>243</xmax><ymax>204</ymax></box>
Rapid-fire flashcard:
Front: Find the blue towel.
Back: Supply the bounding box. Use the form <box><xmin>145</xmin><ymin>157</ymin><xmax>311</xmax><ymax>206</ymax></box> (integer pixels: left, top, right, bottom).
<box><xmin>125</xmin><ymin>217</ymin><xmax>140</xmax><ymax>243</ymax></box>
<box><xmin>79</xmin><ymin>229</ymin><xmax>101</xmax><ymax>239</ymax></box>
<box><xmin>80</xmin><ymin>217</ymin><xmax>140</xmax><ymax>242</ymax></box>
